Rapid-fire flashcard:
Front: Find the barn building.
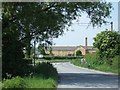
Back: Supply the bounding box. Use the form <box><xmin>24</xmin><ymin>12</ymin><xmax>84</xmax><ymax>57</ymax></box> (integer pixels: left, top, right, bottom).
<box><xmin>46</xmin><ymin>37</ymin><xmax>97</xmax><ymax>56</ymax></box>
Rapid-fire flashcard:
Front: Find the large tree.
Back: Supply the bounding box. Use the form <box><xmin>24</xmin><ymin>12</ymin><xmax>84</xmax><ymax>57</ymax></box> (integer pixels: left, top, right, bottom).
<box><xmin>2</xmin><ymin>1</ymin><xmax>113</xmax><ymax>77</ymax></box>
<box><xmin>93</xmin><ymin>31</ymin><xmax>120</xmax><ymax>59</ymax></box>
<box><xmin>3</xmin><ymin>2</ymin><xmax>112</xmax><ymax>58</ymax></box>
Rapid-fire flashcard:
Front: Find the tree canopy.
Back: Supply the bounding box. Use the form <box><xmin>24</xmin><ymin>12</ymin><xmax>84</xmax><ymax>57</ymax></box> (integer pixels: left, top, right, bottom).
<box><xmin>2</xmin><ymin>2</ymin><xmax>113</xmax><ymax>77</ymax></box>
<box><xmin>3</xmin><ymin>2</ymin><xmax>112</xmax><ymax>43</ymax></box>
<box><xmin>38</xmin><ymin>45</ymin><xmax>46</xmax><ymax>55</ymax></box>
<box><xmin>93</xmin><ymin>31</ymin><xmax>120</xmax><ymax>58</ymax></box>
<box><xmin>3</xmin><ymin>2</ymin><xmax>112</xmax><ymax>58</ymax></box>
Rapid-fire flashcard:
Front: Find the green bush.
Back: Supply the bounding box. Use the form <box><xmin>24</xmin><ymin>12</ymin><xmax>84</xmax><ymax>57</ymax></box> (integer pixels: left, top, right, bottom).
<box><xmin>2</xmin><ymin>29</ymin><xmax>26</xmax><ymax>78</ymax></box>
<box><xmin>71</xmin><ymin>59</ymin><xmax>81</xmax><ymax>66</ymax></box>
<box><xmin>34</xmin><ymin>62</ymin><xmax>58</xmax><ymax>80</ymax></box>
<box><xmin>24</xmin><ymin>62</ymin><xmax>58</xmax><ymax>88</ymax></box>
<box><xmin>93</xmin><ymin>31</ymin><xmax>120</xmax><ymax>58</ymax></box>
<box><xmin>0</xmin><ymin>82</ymin><xmax>2</xmax><ymax>90</ymax></box>
<box><xmin>71</xmin><ymin>53</ymin><xmax>120</xmax><ymax>74</ymax></box>
<box><xmin>23</xmin><ymin>58</ymin><xmax>33</xmax><ymax>64</ymax></box>
<box><xmin>85</xmin><ymin>51</ymin><xmax>104</xmax><ymax>65</ymax></box>
<box><xmin>2</xmin><ymin>61</ymin><xmax>33</xmax><ymax>79</ymax></box>
<box><xmin>3</xmin><ymin>76</ymin><xmax>27</xmax><ymax>88</ymax></box>
<box><xmin>80</xmin><ymin>52</ymin><xmax>104</xmax><ymax>69</ymax></box>
<box><xmin>3</xmin><ymin>57</ymin><xmax>33</xmax><ymax>78</ymax></box>
<box><xmin>2</xmin><ymin>62</ymin><xmax>59</xmax><ymax>89</ymax></box>
<box><xmin>112</xmin><ymin>55</ymin><xmax>120</xmax><ymax>69</ymax></box>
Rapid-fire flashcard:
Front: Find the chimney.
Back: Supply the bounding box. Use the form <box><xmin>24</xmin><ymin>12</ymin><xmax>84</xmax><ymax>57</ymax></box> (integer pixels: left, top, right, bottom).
<box><xmin>85</xmin><ymin>37</ymin><xmax>88</xmax><ymax>55</ymax></box>
<box><xmin>85</xmin><ymin>37</ymin><xmax>87</xmax><ymax>49</ymax></box>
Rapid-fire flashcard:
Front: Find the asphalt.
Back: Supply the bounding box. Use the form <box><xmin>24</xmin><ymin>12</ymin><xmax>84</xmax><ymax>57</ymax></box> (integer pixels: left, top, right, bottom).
<box><xmin>52</xmin><ymin>62</ymin><xmax>119</xmax><ymax>89</ymax></box>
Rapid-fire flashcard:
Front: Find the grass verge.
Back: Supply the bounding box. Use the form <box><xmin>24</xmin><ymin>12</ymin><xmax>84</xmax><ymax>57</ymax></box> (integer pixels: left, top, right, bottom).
<box><xmin>2</xmin><ymin>62</ymin><xmax>58</xmax><ymax>89</ymax></box>
<box><xmin>36</xmin><ymin>59</ymin><xmax>71</xmax><ymax>63</ymax></box>
<box><xmin>24</xmin><ymin>76</ymin><xmax>57</xmax><ymax>88</ymax></box>
<box><xmin>0</xmin><ymin>82</ymin><xmax>2</xmax><ymax>90</ymax></box>
<box><xmin>71</xmin><ymin>59</ymin><xmax>119</xmax><ymax>74</ymax></box>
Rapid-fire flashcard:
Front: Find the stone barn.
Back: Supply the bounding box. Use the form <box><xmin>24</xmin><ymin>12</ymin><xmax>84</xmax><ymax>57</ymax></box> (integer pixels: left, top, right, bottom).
<box><xmin>46</xmin><ymin>37</ymin><xmax>97</xmax><ymax>56</ymax></box>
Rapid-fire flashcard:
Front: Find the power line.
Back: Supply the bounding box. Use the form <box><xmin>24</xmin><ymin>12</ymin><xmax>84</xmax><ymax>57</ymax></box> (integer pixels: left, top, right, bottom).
<box><xmin>72</xmin><ymin>23</ymin><xmax>90</xmax><ymax>27</ymax></box>
<box><xmin>72</xmin><ymin>22</ymin><xmax>89</xmax><ymax>25</ymax></box>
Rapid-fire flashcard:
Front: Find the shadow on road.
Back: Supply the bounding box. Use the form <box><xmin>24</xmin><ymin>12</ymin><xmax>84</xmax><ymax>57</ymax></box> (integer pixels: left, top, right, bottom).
<box><xmin>58</xmin><ymin>73</ymin><xmax>119</xmax><ymax>88</ymax></box>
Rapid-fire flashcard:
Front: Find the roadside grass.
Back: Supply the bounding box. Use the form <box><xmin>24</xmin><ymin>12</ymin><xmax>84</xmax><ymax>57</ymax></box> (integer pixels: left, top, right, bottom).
<box><xmin>35</xmin><ymin>56</ymin><xmax>83</xmax><ymax>63</ymax></box>
<box><xmin>94</xmin><ymin>64</ymin><xmax>119</xmax><ymax>74</ymax></box>
<box><xmin>36</xmin><ymin>59</ymin><xmax>72</xmax><ymax>63</ymax></box>
<box><xmin>24</xmin><ymin>76</ymin><xmax>57</xmax><ymax>88</ymax></box>
<box><xmin>2</xmin><ymin>62</ymin><xmax>58</xmax><ymax>89</ymax></box>
<box><xmin>28</xmin><ymin>62</ymin><xmax>58</xmax><ymax>88</ymax></box>
<box><xmin>71</xmin><ymin>55</ymin><xmax>120</xmax><ymax>74</ymax></box>
<box><xmin>0</xmin><ymin>82</ymin><xmax>2</xmax><ymax>90</ymax></box>
<box><xmin>47</xmin><ymin>59</ymin><xmax>71</xmax><ymax>63</ymax></box>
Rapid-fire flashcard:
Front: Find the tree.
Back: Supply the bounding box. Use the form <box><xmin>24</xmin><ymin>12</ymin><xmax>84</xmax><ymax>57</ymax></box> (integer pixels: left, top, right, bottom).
<box><xmin>2</xmin><ymin>3</ymin><xmax>32</xmax><ymax>78</ymax></box>
<box><xmin>2</xmin><ymin>2</ymin><xmax>113</xmax><ymax>77</ymax></box>
<box><xmin>38</xmin><ymin>45</ymin><xmax>46</xmax><ymax>55</ymax></box>
<box><xmin>49</xmin><ymin>47</ymin><xmax>53</xmax><ymax>56</ymax></box>
<box><xmin>2</xmin><ymin>2</ymin><xmax>112</xmax><ymax>58</ymax></box>
<box><xmin>2</xmin><ymin>15</ymin><xmax>27</xmax><ymax>78</ymax></box>
<box><xmin>93</xmin><ymin>31</ymin><xmax>120</xmax><ymax>59</ymax></box>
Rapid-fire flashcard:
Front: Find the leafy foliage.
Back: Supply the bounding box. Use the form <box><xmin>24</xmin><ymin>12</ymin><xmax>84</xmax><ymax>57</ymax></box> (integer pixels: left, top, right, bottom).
<box><xmin>2</xmin><ymin>2</ymin><xmax>112</xmax><ymax>78</ymax></box>
<box><xmin>43</xmin><ymin>56</ymin><xmax>83</xmax><ymax>60</ymax></box>
<box><xmin>34</xmin><ymin>62</ymin><xmax>58</xmax><ymax>79</ymax></box>
<box><xmin>93</xmin><ymin>31</ymin><xmax>120</xmax><ymax>58</ymax></box>
<box><xmin>2</xmin><ymin>2</ymin><xmax>112</xmax><ymax>58</ymax></box>
<box><xmin>71</xmin><ymin>53</ymin><xmax>120</xmax><ymax>74</ymax></box>
<box><xmin>38</xmin><ymin>45</ymin><xmax>46</xmax><ymax>55</ymax></box>
<box><xmin>3</xmin><ymin>76</ymin><xmax>27</xmax><ymax>88</ymax></box>
<box><xmin>3</xmin><ymin>62</ymin><xmax>59</xmax><ymax>88</ymax></box>
<box><xmin>84</xmin><ymin>52</ymin><xmax>105</xmax><ymax>68</ymax></box>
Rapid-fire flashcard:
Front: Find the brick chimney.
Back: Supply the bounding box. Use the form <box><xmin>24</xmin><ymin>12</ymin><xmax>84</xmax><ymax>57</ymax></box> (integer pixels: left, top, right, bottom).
<box><xmin>85</xmin><ymin>37</ymin><xmax>87</xmax><ymax>49</ymax></box>
<box><xmin>85</xmin><ymin>37</ymin><xmax>88</xmax><ymax>55</ymax></box>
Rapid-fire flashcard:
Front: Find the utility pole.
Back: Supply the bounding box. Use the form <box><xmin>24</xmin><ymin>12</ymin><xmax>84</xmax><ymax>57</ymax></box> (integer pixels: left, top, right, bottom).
<box><xmin>33</xmin><ymin>40</ymin><xmax>36</xmax><ymax>67</ymax></box>
<box><xmin>118</xmin><ymin>2</ymin><xmax>120</xmax><ymax>34</ymax></box>
<box><xmin>110</xmin><ymin>22</ymin><xmax>113</xmax><ymax>31</ymax></box>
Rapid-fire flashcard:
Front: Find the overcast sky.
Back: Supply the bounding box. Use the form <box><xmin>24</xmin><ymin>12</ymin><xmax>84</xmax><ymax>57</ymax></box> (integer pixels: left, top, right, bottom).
<box><xmin>52</xmin><ymin>2</ymin><xmax>119</xmax><ymax>46</ymax></box>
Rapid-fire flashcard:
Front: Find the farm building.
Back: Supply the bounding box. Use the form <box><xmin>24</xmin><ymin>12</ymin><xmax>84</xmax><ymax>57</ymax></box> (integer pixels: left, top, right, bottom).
<box><xmin>46</xmin><ymin>37</ymin><xmax>97</xmax><ymax>56</ymax></box>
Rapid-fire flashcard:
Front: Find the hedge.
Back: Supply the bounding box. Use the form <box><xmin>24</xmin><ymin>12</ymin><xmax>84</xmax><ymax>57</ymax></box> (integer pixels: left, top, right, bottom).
<box><xmin>23</xmin><ymin>58</ymin><xmax>33</xmax><ymax>64</ymax></box>
<box><xmin>43</xmin><ymin>56</ymin><xmax>83</xmax><ymax>60</ymax></box>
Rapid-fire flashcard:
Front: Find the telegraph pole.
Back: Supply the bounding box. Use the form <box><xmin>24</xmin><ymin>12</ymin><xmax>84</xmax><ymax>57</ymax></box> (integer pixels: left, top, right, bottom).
<box><xmin>33</xmin><ymin>40</ymin><xmax>36</xmax><ymax>67</ymax></box>
<box><xmin>118</xmin><ymin>1</ymin><xmax>120</xmax><ymax>34</ymax></box>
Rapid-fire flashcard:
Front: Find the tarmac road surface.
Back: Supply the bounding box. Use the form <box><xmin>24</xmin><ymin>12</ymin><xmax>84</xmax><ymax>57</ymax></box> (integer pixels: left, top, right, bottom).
<box><xmin>52</xmin><ymin>62</ymin><xmax>119</xmax><ymax>89</ymax></box>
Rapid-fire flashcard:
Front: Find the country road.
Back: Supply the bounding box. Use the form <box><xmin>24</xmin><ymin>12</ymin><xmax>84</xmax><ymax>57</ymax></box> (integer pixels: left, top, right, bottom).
<box><xmin>52</xmin><ymin>62</ymin><xmax>119</xmax><ymax>88</ymax></box>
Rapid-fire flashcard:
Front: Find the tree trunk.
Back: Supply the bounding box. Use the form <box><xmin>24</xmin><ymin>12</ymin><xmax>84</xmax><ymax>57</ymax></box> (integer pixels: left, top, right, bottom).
<box><xmin>26</xmin><ymin>40</ymin><xmax>31</xmax><ymax>58</ymax></box>
<box><xmin>26</xmin><ymin>28</ymin><xmax>31</xmax><ymax>58</ymax></box>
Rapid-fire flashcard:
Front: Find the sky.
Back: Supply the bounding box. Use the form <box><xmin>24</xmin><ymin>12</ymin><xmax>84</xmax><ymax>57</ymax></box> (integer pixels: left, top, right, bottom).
<box><xmin>52</xmin><ymin>2</ymin><xmax>119</xmax><ymax>46</ymax></box>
